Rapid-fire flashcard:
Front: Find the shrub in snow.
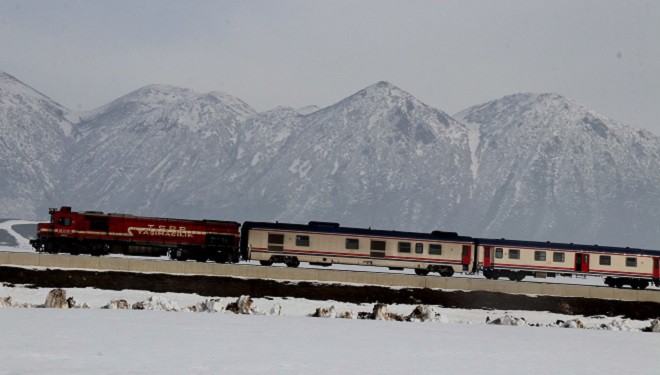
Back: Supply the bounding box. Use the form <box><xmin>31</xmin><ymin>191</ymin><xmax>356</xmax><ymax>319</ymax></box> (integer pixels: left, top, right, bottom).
<box><xmin>225</xmin><ymin>295</ymin><xmax>254</xmax><ymax>314</ymax></box>
<box><xmin>406</xmin><ymin>305</ymin><xmax>446</xmax><ymax>323</ymax></box>
<box><xmin>102</xmin><ymin>299</ymin><xmax>130</xmax><ymax>310</ymax></box>
<box><xmin>1</xmin><ymin>296</ymin><xmax>13</xmax><ymax>308</ymax></box>
<box><xmin>488</xmin><ymin>315</ymin><xmax>527</xmax><ymax>326</ymax></box>
<box><xmin>131</xmin><ymin>295</ymin><xmax>181</xmax><ymax>312</ymax></box>
<box><xmin>44</xmin><ymin>289</ymin><xmax>68</xmax><ymax>308</ymax></box>
<box><xmin>562</xmin><ymin>319</ymin><xmax>586</xmax><ymax>329</ymax></box>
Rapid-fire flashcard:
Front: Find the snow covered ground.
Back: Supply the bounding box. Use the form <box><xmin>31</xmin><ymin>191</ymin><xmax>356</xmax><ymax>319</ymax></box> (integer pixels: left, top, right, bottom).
<box><xmin>0</xmin><ymin>284</ymin><xmax>658</xmax><ymax>374</ymax></box>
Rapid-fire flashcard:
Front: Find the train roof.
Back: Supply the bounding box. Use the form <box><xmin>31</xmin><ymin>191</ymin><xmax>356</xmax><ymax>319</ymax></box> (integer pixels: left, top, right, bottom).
<box><xmin>242</xmin><ymin>221</ymin><xmax>474</xmax><ymax>243</ymax></box>
<box><xmin>476</xmin><ymin>237</ymin><xmax>660</xmax><ymax>256</ymax></box>
<box><xmin>54</xmin><ymin>207</ymin><xmax>240</xmax><ymax>226</ymax></box>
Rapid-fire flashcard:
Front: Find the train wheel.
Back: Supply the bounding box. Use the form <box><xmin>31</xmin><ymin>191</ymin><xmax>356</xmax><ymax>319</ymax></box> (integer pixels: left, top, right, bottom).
<box><xmin>259</xmin><ymin>260</ymin><xmax>273</xmax><ymax>266</ymax></box>
<box><xmin>439</xmin><ymin>268</ymin><xmax>454</xmax><ymax>277</ymax></box>
<box><xmin>285</xmin><ymin>258</ymin><xmax>300</xmax><ymax>268</ymax></box>
<box><xmin>415</xmin><ymin>269</ymin><xmax>429</xmax><ymax>276</ymax></box>
<box><xmin>515</xmin><ymin>273</ymin><xmax>526</xmax><ymax>282</ymax></box>
<box><xmin>491</xmin><ymin>271</ymin><xmax>500</xmax><ymax>280</ymax></box>
<box><xmin>639</xmin><ymin>281</ymin><xmax>649</xmax><ymax>290</ymax></box>
<box><xmin>508</xmin><ymin>273</ymin><xmax>517</xmax><ymax>281</ymax></box>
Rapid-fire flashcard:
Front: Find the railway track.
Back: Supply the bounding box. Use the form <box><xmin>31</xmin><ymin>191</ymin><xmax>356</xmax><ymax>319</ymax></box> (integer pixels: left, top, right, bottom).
<box><xmin>1</xmin><ymin>251</ymin><xmax>658</xmax><ymax>303</ymax></box>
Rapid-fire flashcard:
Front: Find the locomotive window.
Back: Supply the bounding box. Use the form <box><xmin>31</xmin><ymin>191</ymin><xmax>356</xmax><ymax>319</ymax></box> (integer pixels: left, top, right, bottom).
<box><xmin>626</xmin><ymin>257</ymin><xmax>637</xmax><ymax>267</ymax></box>
<box><xmin>268</xmin><ymin>233</ymin><xmax>284</xmax><ymax>245</ymax></box>
<box><xmin>599</xmin><ymin>255</ymin><xmax>611</xmax><ymax>266</ymax></box>
<box><xmin>89</xmin><ymin>218</ymin><xmax>109</xmax><ymax>232</ymax></box>
<box><xmin>398</xmin><ymin>242</ymin><xmax>411</xmax><ymax>253</ymax></box>
<box><xmin>553</xmin><ymin>252</ymin><xmax>565</xmax><ymax>263</ymax></box>
<box><xmin>534</xmin><ymin>251</ymin><xmax>546</xmax><ymax>261</ymax></box>
<box><xmin>415</xmin><ymin>243</ymin><xmax>424</xmax><ymax>254</ymax></box>
<box><xmin>58</xmin><ymin>217</ymin><xmax>72</xmax><ymax>226</ymax></box>
<box><xmin>429</xmin><ymin>244</ymin><xmax>442</xmax><ymax>255</ymax></box>
<box><xmin>296</xmin><ymin>235</ymin><xmax>310</xmax><ymax>247</ymax></box>
<box><xmin>495</xmin><ymin>248</ymin><xmax>503</xmax><ymax>259</ymax></box>
<box><xmin>346</xmin><ymin>238</ymin><xmax>359</xmax><ymax>250</ymax></box>
<box><xmin>509</xmin><ymin>249</ymin><xmax>520</xmax><ymax>259</ymax></box>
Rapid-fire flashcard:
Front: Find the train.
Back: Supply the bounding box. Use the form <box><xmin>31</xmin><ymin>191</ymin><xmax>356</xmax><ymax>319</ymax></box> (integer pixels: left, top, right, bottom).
<box><xmin>31</xmin><ymin>207</ymin><xmax>660</xmax><ymax>290</ymax></box>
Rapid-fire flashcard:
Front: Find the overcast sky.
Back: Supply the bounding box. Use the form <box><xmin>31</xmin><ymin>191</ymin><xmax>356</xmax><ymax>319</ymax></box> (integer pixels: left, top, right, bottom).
<box><xmin>1</xmin><ymin>1</ymin><xmax>658</xmax><ymax>133</ymax></box>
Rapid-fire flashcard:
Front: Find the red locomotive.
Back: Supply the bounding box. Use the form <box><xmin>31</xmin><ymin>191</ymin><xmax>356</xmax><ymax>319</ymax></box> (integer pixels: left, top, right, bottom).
<box><xmin>30</xmin><ymin>207</ymin><xmax>241</xmax><ymax>262</ymax></box>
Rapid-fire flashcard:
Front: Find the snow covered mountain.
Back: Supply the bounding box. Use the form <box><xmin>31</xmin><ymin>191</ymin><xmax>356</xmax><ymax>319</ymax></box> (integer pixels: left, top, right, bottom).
<box><xmin>53</xmin><ymin>85</ymin><xmax>256</xmax><ymax>216</ymax></box>
<box><xmin>455</xmin><ymin>93</ymin><xmax>660</xmax><ymax>247</ymax></box>
<box><xmin>0</xmin><ymin>72</ymin><xmax>72</xmax><ymax>219</ymax></box>
<box><xmin>222</xmin><ymin>81</ymin><xmax>473</xmax><ymax>229</ymax></box>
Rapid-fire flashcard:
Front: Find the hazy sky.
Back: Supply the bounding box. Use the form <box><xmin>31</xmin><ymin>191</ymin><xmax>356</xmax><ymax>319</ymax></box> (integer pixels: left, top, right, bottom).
<box><xmin>1</xmin><ymin>1</ymin><xmax>658</xmax><ymax>133</ymax></box>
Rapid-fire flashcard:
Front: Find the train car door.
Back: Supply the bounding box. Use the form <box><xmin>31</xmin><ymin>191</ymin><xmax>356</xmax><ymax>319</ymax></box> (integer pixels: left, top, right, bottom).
<box><xmin>653</xmin><ymin>258</ymin><xmax>659</xmax><ymax>279</ymax></box>
<box><xmin>462</xmin><ymin>245</ymin><xmax>471</xmax><ymax>271</ymax></box>
<box><xmin>575</xmin><ymin>253</ymin><xmax>589</xmax><ymax>272</ymax></box>
<box><xmin>483</xmin><ymin>246</ymin><xmax>492</xmax><ymax>267</ymax></box>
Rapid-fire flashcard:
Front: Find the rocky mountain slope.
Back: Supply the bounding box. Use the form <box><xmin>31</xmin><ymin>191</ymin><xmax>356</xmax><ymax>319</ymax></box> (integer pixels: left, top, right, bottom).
<box><xmin>0</xmin><ymin>72</ymin><xmax>72</xmax><ymax>219</ymax></box>
<box><xmin>54</xmin><ymin>85</ymin><xmax>256</xmax><ymax>216</ymax></box>
<box><xmin>455</xmin><ymin>93</ymin><xmax>660</xmax><ymax>247</ymax></box>
<box><xmin>223</xmin><ymin>82</ymin><xmax>473</xmax><ymax>229</ymax></box>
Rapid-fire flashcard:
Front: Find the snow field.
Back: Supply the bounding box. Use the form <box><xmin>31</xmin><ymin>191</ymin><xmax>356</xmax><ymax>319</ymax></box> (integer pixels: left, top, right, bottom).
<box><xmin>0</xmin><ymin>306</ymin><xmax>658</xmax><ymax>374</ymax></box>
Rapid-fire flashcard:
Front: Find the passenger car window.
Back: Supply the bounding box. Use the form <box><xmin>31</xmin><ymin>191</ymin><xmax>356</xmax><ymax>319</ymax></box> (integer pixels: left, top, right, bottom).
<box><xmin>428</xmin><ymin>244</ymin><xmax>442</xmax><ymax>255</ymax></box>
<box><xmin>268</xmin><ymin>233</ymin><xmax>284</xmax><ymax>244</ymax></box>
<box><xmin>509</xmin><ymin>249</ymin><xmax>520</xmax><ymax>259</ymax></box>
<box><xmin>599</xmin><ymin>255</ymin><xmax>611</xmax><ymax>266</ymax></box>
<box><xmin>296</xmin><ymin>235</ymin><xmax>310</xmax><ymax>247</ymax></box>
<box><xmin>534</xmin><ymin>251</ymin><xmax>546</xmax><ymax>261</ymax></box>
<box><xmin>495</xmin><ymin>248</ymin><xmax>503</xmax><ymax>259</ymax></box>
<box><xmin>553</xmin><ymin>252</ymin><xmax>565</xmax><ymax>262</ymax></box>
<box><xmin>398</xmin><ymin>242</ymin><xmax>411</xmax><ymax>253</ymax></box>
<box><xmin>415</xmin><ymin>243</ymin><xmax>423</xmax><ymax>254</ymax></box>
<box><xmin>626</xmin><ymin>257</ymin><xmax>637</xmax><ymax>267</ymax></box>
<box><xmin>370</xmin><ymin>240</ymin><xmax>386</xmax><ymax>258</ymax></box>
<box><xmin>345</xmin><ymin>238</ymin><xmax>359</xmax><ymax>250</ymax></box>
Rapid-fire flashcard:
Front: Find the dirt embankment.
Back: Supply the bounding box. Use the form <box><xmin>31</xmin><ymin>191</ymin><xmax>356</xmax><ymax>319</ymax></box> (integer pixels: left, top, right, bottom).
<box><xmin>0</xmin><ymin>265</ymin><xmax>658</xmax><ymax>320</ymax></box>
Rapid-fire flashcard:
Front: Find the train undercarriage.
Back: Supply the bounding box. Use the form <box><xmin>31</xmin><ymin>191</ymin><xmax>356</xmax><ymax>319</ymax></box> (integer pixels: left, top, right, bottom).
<box><xmin>31</xmin><ymin>237</ymin><xmax>239</xmax><ymax>263</ymax></box>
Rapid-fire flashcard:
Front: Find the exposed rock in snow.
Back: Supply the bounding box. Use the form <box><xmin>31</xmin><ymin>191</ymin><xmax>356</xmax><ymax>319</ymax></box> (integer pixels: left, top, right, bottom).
<box><xmin>598</xmin><ymin>319</ymin><xmax>636</xmax><ymax>331</ymax></box>
<box><xmin>563</xmin><ymin>319</ymin><xmax>586</xmax><ymax>329</ymax></box>
<box><xmin>488</xmin><ymin>314</ymin><xmax>528</xmax><ymax>326</ymax></box>
<box><xmin>102</xmin><ymin>299</ymin><xmax>130</xmax><ymax>310</ymax></box>
<box><xmin>131</xmin><ymin>295</ymin><xmax>181</xmax><ymax>311</ymax></box>
<box><xmin>310</xmin><ymin>306</ymin><xmax>338</xmax><ymax>318</ymax></box>
<box><xmin>225</xmin><ymin>295</ymin><xmax>254</xmax><ymax>314</ymax></box>
<box><xmin>44</xmin><ymin>288</ymin><xmax>68</xmax><ymax>308</ymax></box>
<box><xmin>66</xmin><ymin>297</ymin><xmax>91</xmax><ymax>309</ymax></box>
<box><xmin>406</xmin><ymin>305</ymin><xmax>446</xmax><ymax>323</ymax></box>
<box><xmin>268</xmin><ymin>304</ymin><xmax>282</xmax><ymax>316</ymax></box>
<box><xmin>642</xmin><ymin>319</ymin><xmax>660</xmax><ymax>333</ymax></box>
<box><xmin>1</xmin><ymin>296</ymin><xmax>13</xmax><ymax>308</ymax></box>
<box><xmin>358</xmin><ymin>303</ymin><xmax>404</xmax><ymax>321</ymax></box>
<box><xmin>186</xmin><ymin>298</ymin><xmax>225</xmax><ymax>313</ymax></box>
